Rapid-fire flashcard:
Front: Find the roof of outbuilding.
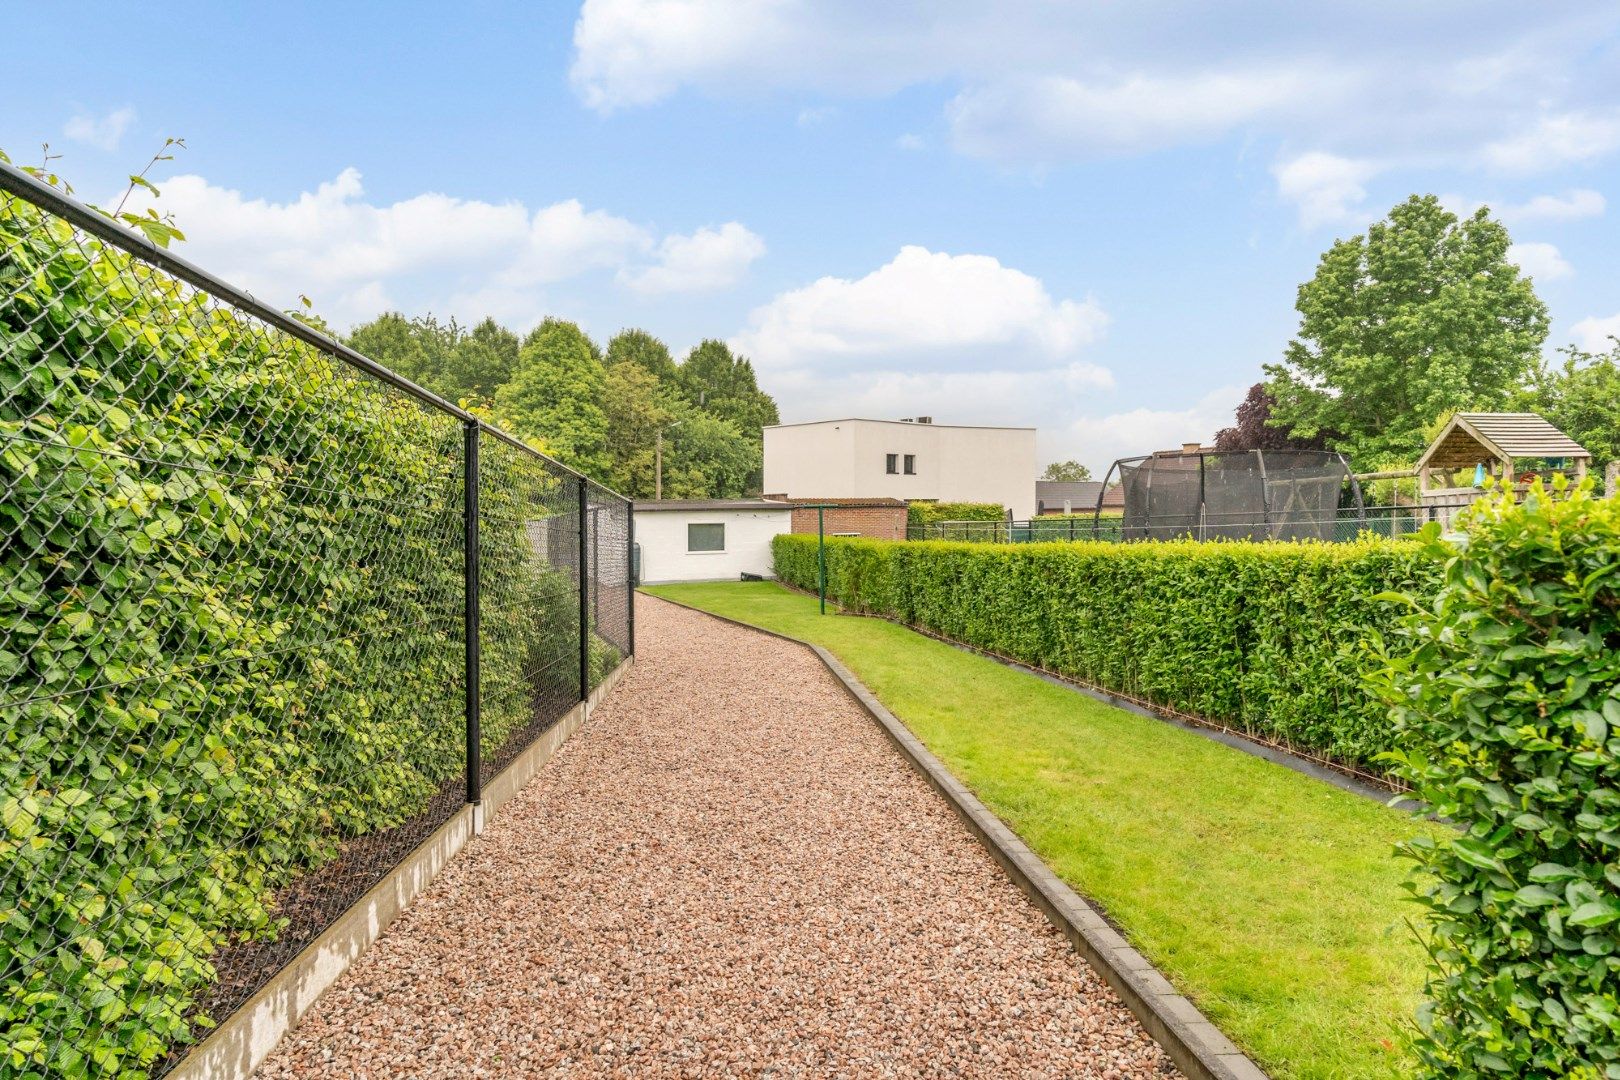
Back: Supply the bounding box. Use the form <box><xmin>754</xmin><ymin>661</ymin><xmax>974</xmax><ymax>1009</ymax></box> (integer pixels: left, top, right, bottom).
<box><xmin>632</xmin><ymin>499</ymin><xmax>792</xmax><ymax>513</ymax></box>
<box><xmin>1036</xmin><ymin>480</ymin><xmax>1104</xmax><ymax>503</ymax></box>
<box><xmin>1418</xmin><ymin>412</ymin><xmax>1590</xmax><ymax>470</ymax></box>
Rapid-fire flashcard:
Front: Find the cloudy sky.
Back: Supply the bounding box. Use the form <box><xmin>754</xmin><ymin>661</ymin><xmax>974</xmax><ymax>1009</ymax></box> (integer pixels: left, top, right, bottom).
<box><xmin>8</xmin><ymin>2</ymin><xmax>1620</xmax><ymax>471</ymax></box>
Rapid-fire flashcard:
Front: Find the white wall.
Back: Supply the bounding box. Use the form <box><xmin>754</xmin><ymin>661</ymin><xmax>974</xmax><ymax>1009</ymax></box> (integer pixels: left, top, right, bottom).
<box><xmin>634</xmin><ymin>509</ymin><xmax>792</xmax><ymax>584</ymax></box>
<box><xmin>764</xmin><ymin>420</ymin><xmax>1037</xmax><ymax>517</ymax></box>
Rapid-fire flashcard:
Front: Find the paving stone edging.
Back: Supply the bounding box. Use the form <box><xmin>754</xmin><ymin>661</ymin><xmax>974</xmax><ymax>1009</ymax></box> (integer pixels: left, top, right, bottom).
<box><xmin>170</xmin><ymin>657</ymin><xmax>634</xmax><ymax>1080</ymax></box>
<box><xmin>650</xmin><ymin>594</ymin><xmax>1268</xmax><ymax>1080</ymax></box>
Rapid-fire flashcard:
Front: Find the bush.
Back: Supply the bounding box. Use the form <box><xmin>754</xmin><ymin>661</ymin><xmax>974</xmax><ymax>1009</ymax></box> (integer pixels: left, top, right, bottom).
<box><xmin>0</xmin><ymin>181</ymin><xmax>586</xmax><ymax>1074</ymax></box>
<box><xmin>1371</xmin><ymin>480</ymin><xmax>1620</xmax><ymax>1077</ymax></box>
<box><xmin>906</xmin><ymin>500</ymin><xmax>1004</xmax><ymax>526</ymax></box>
<box><xmin>773</xmin><ymin>532</ymin><xmax>1439</xmax><ymax>767</ymax></box>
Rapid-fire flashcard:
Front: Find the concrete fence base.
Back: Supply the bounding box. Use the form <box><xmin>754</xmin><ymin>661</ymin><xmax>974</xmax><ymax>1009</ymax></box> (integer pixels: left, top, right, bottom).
<box><xmin>170</xmin><ymin>658</ymin><xmax>633</xmax><ymax>1080</ymax></box>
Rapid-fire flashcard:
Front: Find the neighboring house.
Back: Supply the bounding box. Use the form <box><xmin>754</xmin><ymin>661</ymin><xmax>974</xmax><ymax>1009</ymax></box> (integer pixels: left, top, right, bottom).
<box><xmin>631</xmin><ymin>499</ymin><xmax>792</xmax><ymax>584</ymax></box>
<box><xmin>762</xmin><ymin>495</ymin><xmax>909</xmax><ymax>540</ymax></box>
<box><xmin>1035</xmin><ymin>480</ymin><xmax>1104</xmax><ymax>516</ymax></box>
<box><xmin>764</xmin><ymin>417</ymin><xmax>1037</xmax><ymax>519</ymax></box>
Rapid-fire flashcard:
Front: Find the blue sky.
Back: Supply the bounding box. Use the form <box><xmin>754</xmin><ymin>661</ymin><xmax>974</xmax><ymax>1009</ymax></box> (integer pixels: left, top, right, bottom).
<box><xmin>7</xmin><ymin>1</ymin><xmax>1620</xmax><ymax>471</ymax></box>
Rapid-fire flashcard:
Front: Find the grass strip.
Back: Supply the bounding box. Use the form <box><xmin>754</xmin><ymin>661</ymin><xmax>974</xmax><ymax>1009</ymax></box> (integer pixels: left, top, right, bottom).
<box><xmin>646</xmin><ymin>581</ymin><xmax>1434</xmax><ymax>1080</ymax></box>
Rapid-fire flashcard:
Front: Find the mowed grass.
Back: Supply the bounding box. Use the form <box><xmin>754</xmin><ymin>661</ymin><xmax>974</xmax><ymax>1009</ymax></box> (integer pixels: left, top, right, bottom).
<box><xmin>645</xmin><ymin>581</ymin><xmax>1435</xmax><ymax>1080</ymax></box>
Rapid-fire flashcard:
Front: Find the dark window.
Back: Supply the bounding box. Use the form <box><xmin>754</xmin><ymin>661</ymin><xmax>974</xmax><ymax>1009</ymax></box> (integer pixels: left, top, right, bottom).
<box><xmin>687</xmin><ymin>523</ymin><xmax>725</xmax><ymax>552</ymax></box>
<box><xmin>903</xmin><ymin>454</ymin><xmax>916</xmax><ymax>475</ymax></box>
<box><xmin>885</xmin><ymin>453</ymin><xmax>898</xmax><ymax>474</ymax></box>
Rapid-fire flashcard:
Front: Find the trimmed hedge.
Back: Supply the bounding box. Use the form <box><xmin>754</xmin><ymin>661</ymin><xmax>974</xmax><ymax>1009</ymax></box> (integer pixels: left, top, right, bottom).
<box><xmin>906</xmin><ymin>500</ymin><xmax>1004</xmax><ymax>526</ymax></box>
<box><xmin>773</xmin><ymin>531</ymin><xmax>1439</xmax><ymax>767</ymax></box>
<box><xmin>1372</xmin><ymin>481</ymin><xmax>1620</xmax><ymax>1076</ymax></box>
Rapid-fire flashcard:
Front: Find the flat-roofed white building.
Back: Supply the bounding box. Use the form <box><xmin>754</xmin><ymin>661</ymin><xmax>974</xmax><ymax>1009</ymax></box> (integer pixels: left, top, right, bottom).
<box><xmin>632</xmin><ymin>499</ymin><xmax>792</xmax><ymax>584</ymax></box>
<box><xmin>763</xmin><ymin>417</ymin><xmax>1036</xmax><ymax>519</ymax></box>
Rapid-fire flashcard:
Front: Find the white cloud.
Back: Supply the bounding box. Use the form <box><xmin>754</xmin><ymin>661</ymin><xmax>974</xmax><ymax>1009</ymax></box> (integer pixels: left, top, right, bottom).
<box><xmin>896</xmin><ymin>133</ymin><xmax>925</xmax><ymax>151</ymax></box>
<box><xmin>948</xmin><ymin>68</ymin><xmax>1313</xmax><ymax>161</ymax></box>
<box><xmin>1273</xmin><ymin>152</ymin><xmax>1381</xmax><ymax>228</ymax></box>
<box><xmin>122</xmin><ymin>169</ymin><xmax>759</xmax><ymax>328</ymax></box>
<box><xmin>1508</xmin><ymin>241</ymin><xmax>1574</xmax><ymax>282</ymax></box>
<box><xmin>1571</xmin><ymin>313</ymin><xmax>1620</xmax><ymax>353</ymax></box>
<box><xmin>619</xmin><ymin>222</ymin><xmax>765</xmax><ymax>293</ymax></box>
<box><xmin>63</xmin><ymin>106</ymin><xmax>136</xmax><ymax>152</ymax></box>
<box><xmin>733</xmin><ymin>245</ymin><xmax>1108</xmax><ymax>374</ymax></box>
<box><xmin>1059</xmin><ymin>385</ymin><xmax>1249</xmax><ymax>477</ymax></box>
<box><xmin>569</xmin><ymin>2</ymin><xmax>1620</xmax><ymax>172</ymax></box>
<box><xmin>1482</xmin><ymin>111</ymin><xmax>1620</xmax><ymax>171</ymax></box>
<box><xmin>1501</xmin><ymin>189</ymin><xmax>1606</xmax><ymax>223</ymax></box>
<box><xmin>797</xmin><ymin>106</ymin><xmax>836</xmax><ymax>127</ymax></box>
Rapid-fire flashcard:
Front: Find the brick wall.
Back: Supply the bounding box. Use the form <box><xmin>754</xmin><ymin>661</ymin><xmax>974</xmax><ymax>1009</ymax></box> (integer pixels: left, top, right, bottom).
<box><xmin>764</xmin><ymin>496</ymin><xmax>909</xmax><ymax>540</ymax></box>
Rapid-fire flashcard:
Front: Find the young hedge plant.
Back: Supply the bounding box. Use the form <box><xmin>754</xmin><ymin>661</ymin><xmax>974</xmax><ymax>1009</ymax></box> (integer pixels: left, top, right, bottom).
<box><xmin>1371</xmin><ymin>479</ymin><xmax>1620</xmax><ymax>1077</ymax></box>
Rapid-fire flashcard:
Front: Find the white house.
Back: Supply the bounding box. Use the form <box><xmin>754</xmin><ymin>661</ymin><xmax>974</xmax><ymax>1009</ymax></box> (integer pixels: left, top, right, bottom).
<box><xmin>763</xmin><ymin>417</ymin><xmax>1037</xmax><ymax>519</ymax></box>
<box><xmin>632</xmin><ymin>499</ymin><xmax>793</xmax><ymax>584</ymax></box>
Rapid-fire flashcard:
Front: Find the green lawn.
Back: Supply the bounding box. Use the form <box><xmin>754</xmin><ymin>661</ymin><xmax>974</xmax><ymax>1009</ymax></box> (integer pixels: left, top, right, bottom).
<box><xmin>645</xmin><ymin>580</ymin><xmax>1434</xmax><ymax>1080</ymax></box>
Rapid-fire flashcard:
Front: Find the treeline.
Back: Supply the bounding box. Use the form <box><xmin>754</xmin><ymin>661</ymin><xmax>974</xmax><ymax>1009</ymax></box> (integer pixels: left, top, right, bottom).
<box><xmin>345</xmin><ymin>313</ymin><xmax>780</xmax><ymax>498</ymax></box>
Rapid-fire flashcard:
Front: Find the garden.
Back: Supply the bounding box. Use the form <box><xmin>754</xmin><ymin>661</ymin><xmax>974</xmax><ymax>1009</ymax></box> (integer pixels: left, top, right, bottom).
<box><xmin>653</xmin><ymin>478</ymin><xmax>1620</xmax><ymax>1078</ymax></box>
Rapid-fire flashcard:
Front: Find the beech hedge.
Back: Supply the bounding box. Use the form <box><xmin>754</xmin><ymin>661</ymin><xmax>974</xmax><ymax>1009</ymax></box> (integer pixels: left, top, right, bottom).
<box><xmin>773</xmin><ymin>531</ymin><xmax>1439</xmax><ymax>767</ymax></box>
<box><xmin>1372</xmin><ymin>481</ymin><xmax>1620</xmax><ymax>1076</ymax></box>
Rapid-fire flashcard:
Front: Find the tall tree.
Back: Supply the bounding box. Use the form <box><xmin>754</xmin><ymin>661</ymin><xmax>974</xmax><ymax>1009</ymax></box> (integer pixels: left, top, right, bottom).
<box><xmin>678</xmin><ymin>339</ymin><xmax>781</xmax><ymax>434</ymax></box>
<box><xmin>494</xmin><ymin>319</ymin><xmax>609</xmax><ymax>476</ymax></box>
<box><xmin>1264</xmin><ymin>195</ymin><xmax>1548</xmax><ymax>463</ymax></box>
<box><xmin>1041</xmin><ymin>460</ymin><xmax>1093</xmax><ymax>481</ymax></box>
<box><xmin>659</xmin><ymin>410</ymin><xmax>760</xmax><ymax>499</ymax></box>
<box><xmin>346</xmin><ymin>311</ymin><xmax>460</xmax><ymax>396</ymax></box>
<box><xmin>606</xmin><ymin>328</ymin><xmax>679</xmax><ymax>384</ymax></box>
<box><xmin>450</xmin><ymin>317</ymin><xmax>520</xmax><ymax>402</ymax></box>
<box><xmin>601</xmin><ymin>360</ymin><xmax>672</xmax><ymax>497</ymax></box>
<box><xmin>1515</xmin><ymin>340</ymin><xmax>1620</xmax><ymax>470</ymax></box>
<box><xmin>1212</xmin><ymin>383</ymin><xmax>1327</xmax><ymax>453</ymax></box>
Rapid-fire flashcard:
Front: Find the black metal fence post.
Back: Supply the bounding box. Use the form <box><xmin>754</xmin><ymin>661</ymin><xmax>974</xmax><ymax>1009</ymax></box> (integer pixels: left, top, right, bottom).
<box><xmin>627</xmin><ymin>511</ymin><xmax>636</xmax><ymax>655</ymax></box>
<box><xmin>464</xmin><ymin>420</ymin><xmax>482</xmax><ymax>806</ymax></box>
<box><xmin>578</xmin><ymin>479</ymin><xmax>590</xmax><ymax>700</ymax></box>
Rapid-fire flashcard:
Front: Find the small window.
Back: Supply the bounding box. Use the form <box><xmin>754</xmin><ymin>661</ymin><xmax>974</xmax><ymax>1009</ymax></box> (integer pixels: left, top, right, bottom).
<box><xmin>687</xmin><ymin>522</ymin><xmax>725</xmax><ymax>552</ymax></box>
<box><xmin>885</xmin><ymin>453</ymin><xmax>898</xmax><ymax>474</ymax></box>
<box><xmin>903</xmin><ymin>454</ymin><xmax>916</xmax><ymax>475</ymax></box>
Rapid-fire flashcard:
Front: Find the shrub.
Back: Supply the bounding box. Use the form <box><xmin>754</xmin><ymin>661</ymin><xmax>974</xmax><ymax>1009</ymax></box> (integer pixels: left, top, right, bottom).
<box><xmin>773</xmin><ymin>532</ymin><xmax>1439</xmax><ymax>767</ymax></box>
<box><xmin>906</xmin><ymin>500</ymin><xmax>1004</xmax><ymax>526</ymax></box>
<box><xmin>0</xmin><ymin>181</ymin><xmax>586</xmax><ymax>1074</ymax></box>
<box><xmin>1371</xmin><ymin>480</ymin><xmax>1620</xmax><ymax>1077</ymax></box>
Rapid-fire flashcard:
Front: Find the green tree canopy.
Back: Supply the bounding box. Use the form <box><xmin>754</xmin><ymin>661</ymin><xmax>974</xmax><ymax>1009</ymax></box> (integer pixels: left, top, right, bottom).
<box><xmin>1264</xmin><ymin>195</ymin><xmax>1549</xmax><ymax>464</ymax></box>
<box><xmin>494</xmin><ymin>318</ymin><xmax>609</xmax><ymax>476</ymax></box>
<box><xmin>659</xmin><ymin>408</ymin><xmax>760</xmax><ymax>499</ymax></box>
<box><xmin>1041</xmin><ymin>460</ymin><xmax>1092</xmax><ymax>481</ymax></box>
<box><xmin>606</xmin><ymin>328</ymin><xmax>679</xmax><ymax>383</ymax></box>
<box><xmin>451</xmin><ymin>317</ymin><xmax>520</xmax><ymax>402</ymax></box>
<box><xmin>1515</xmin><ymin>339</ymin><xmax>1620</xmax><ymax>469</ymax></box>
<box><xmin>600</xmin><ymin>360</ymin><xmax>673</xmax><ymax>497</ymax></box>
<box><xmin>346</xmin><ymin>311</ymin><xmax>459</xmax><ymax>397</ymax></box>
<box><xmin>678</xmin><ymin>339</ymin><xmax>781</xmax><ymax>434</ymax></box>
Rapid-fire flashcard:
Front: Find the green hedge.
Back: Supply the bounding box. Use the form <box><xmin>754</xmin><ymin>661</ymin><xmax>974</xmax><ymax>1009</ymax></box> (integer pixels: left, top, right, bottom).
<box><xmin>905</xmin><ymin>500</ymin><xmax>1004</xmax><ymax>526</ymax></box>
<box><xmin>773</xmin><ymin>532</ymin><xmax>1439</xmax><ymax>767</ymax></box>
<box><xmin>0</xmin><ymin>184</ymin><xmax>588</xmax><ymax>1075</ymax></box>
<box><xmin>1372</xmin><ymin>481</ymin><xmax>1620</xmax><ymax>1076</ymax></box>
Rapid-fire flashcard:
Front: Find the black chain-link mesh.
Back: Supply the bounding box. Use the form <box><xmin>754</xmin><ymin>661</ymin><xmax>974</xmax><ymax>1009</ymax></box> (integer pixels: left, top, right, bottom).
<box><xmin>585</xmin><ymin>480</ymin><xmax>632</xmax><ymax>672</ymax></box>
<box><xmin>0</xmin><ymin>165</ymin><xmax>631</xmax><ymax>1078</ymax></box>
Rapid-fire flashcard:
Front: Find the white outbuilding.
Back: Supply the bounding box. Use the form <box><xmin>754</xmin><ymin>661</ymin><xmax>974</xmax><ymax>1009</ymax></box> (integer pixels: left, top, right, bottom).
<box><xmin>632</xmin><ymin>499</ymin><xmax>793</xmax><ymax>585</ymax></box>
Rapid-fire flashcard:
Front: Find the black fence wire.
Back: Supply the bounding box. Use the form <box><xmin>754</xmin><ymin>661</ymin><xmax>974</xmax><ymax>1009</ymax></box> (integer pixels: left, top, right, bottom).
<box><xmin>0</xmin><ymin>159</ymin><xmax>633</xmax><ymax>1078</ymax></box>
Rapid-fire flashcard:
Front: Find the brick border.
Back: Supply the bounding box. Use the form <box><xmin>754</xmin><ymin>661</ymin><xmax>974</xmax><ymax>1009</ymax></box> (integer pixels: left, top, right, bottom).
<box><xmin>648</xmin><ymin>593</ymin><xmax>1268</xmax><ymax>1080</ymax></box>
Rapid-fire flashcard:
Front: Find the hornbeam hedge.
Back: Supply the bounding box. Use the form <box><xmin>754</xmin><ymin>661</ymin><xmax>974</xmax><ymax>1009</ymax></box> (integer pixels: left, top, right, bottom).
<box><xmin>772</xmin><ymin>531</ymin><xmax>1439</xmax><ymax>768</ymax></box>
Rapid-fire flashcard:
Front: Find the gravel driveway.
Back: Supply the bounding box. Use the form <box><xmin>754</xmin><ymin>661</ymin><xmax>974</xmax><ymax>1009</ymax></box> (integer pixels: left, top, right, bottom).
<box><xmin>256</xmin><ymin>595</ymin><xmax>1177</xmax><ymax>1079</ymax></box>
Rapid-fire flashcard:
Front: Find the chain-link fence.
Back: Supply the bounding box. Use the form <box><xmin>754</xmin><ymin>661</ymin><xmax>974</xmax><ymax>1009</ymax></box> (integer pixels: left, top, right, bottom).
<box><xmin>0</xmin><ymin>159</ymin><xmax>633</xmax><ymax>1078</ymax></box>
<box><xmin>908</xmin><ymin>505</ymin><xmax>1430</xmax><ymax>544</ymax></box>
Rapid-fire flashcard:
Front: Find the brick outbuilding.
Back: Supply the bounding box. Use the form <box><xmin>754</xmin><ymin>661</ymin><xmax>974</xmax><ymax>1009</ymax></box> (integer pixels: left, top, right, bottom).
<box><xmin>762</xmin><ymin>495</ymin><xmax>909</xmax><ymax>540</ymax></box>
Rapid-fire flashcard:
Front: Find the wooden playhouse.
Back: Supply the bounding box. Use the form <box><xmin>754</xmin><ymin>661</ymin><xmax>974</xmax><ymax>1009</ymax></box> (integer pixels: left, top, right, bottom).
<box><xmin>1416</xmin><ymin>412</ymin><xmax>1590</xmax><ymax>526</ymax></box>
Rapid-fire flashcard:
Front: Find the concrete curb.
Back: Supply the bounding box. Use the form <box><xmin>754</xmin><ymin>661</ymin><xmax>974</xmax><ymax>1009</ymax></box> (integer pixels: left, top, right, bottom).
<box><xmin>647</xmin><ymin>593</ymin><xmax>1267</xmax><ymax>1080</ymax></box>
<box><xmin>171</xmin><ymin>657</ymin><xmax>634</xmax><ymax>1080</ymax></box>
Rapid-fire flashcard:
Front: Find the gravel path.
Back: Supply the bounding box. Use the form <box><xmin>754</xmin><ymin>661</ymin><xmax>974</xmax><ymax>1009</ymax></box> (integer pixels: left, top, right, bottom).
<box><xmin>256</xmin><ymin>595</ymin><xmax>1177</xmax><ymax>1079</ymax></box>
